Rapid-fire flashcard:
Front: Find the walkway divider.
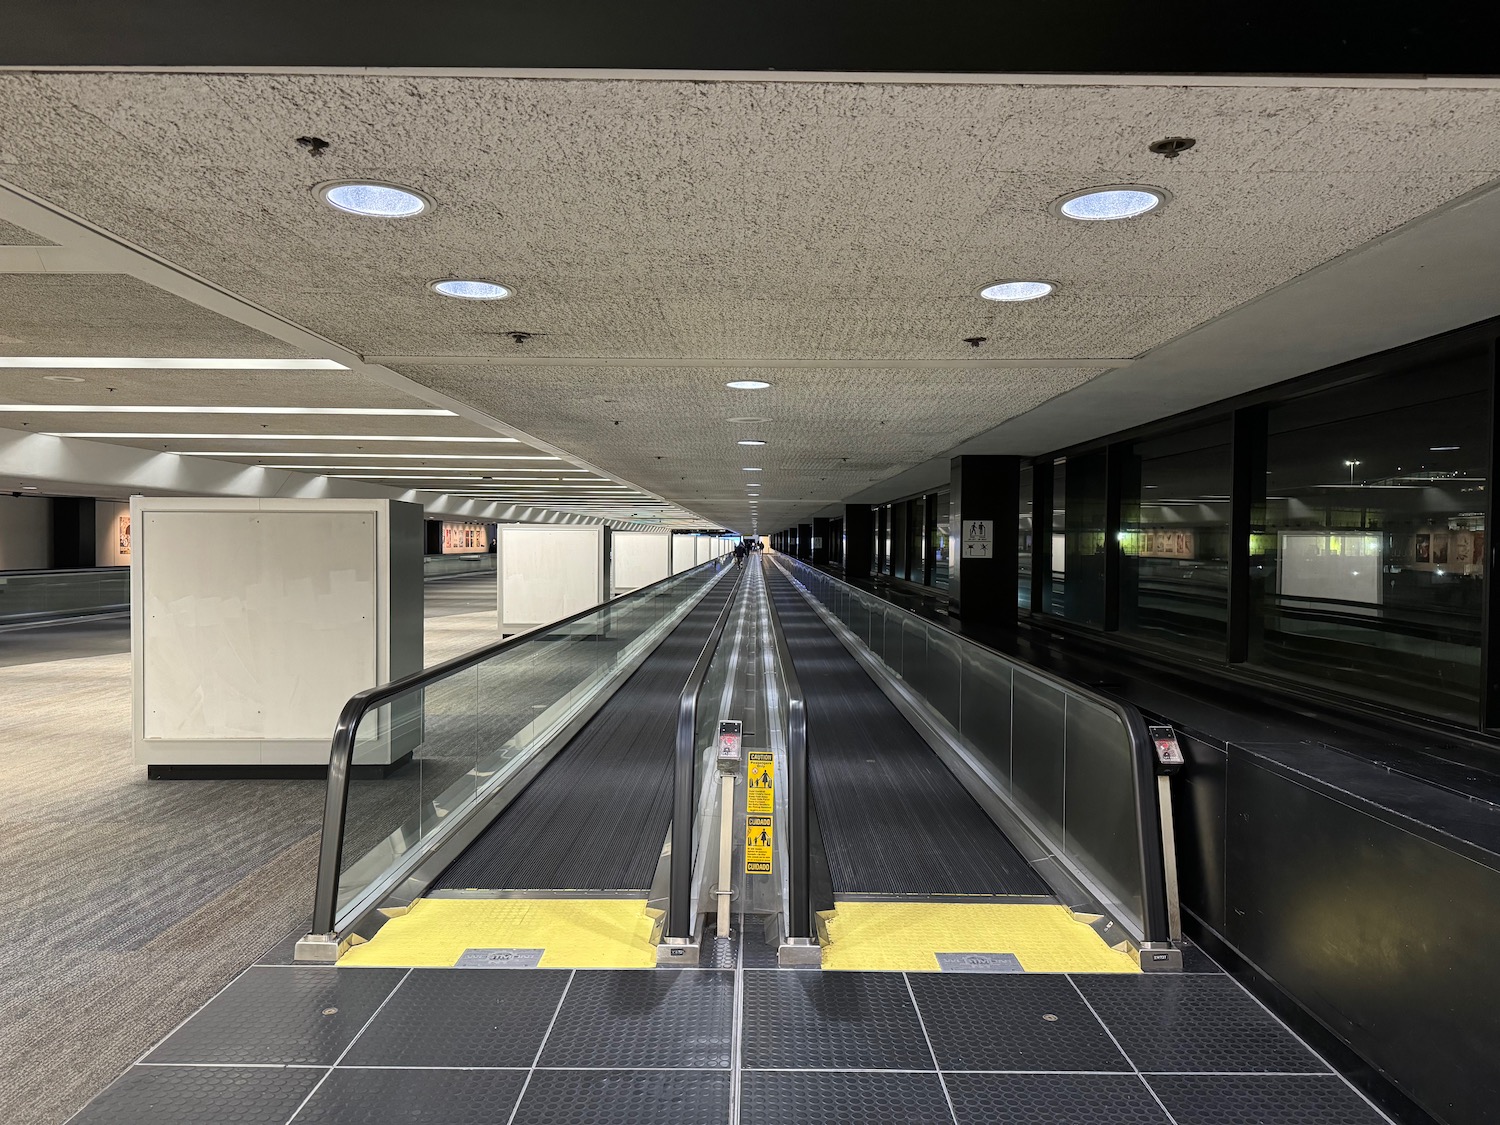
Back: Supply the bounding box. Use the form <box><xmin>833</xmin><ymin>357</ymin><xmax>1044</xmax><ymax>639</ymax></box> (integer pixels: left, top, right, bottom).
<box><xmin>762</xmin><ymin>563</ymin><xmax>811</xmax><ymax>944</ymax></box>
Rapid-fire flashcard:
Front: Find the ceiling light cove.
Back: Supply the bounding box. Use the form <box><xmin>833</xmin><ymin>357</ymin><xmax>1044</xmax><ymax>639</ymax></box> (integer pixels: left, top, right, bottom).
<box><xmin>1055</xmin><ymin>186</ymin><xmax>1168</xmax><ymax>221</ymax></box>
<box><xmin>737</xmin><ymin>439</ymin><xmax>767</xmax><ymax>446</ymax></box>
<box><xmin>742</xmin><ymin>467</ymin><xmax>763</xmax><ymax>472</ymax></box>
<box><xmin>726</xmin><ymin>380</ymin><xmax>771</xmax><ymax>391</ymax></box>
<box><xmin>0</xmin><ymin>357</ymin><xmax>347</xmax><ymax>371</ymax></box>
<box><xmin>979</xmin><ymin>281</ymin><xmax>1054</xmax><ymax>302</ymax></box>
<box><xmin>0</xmin><ymin>405</ymin><xmax>454</xmax><ymax>417</ymax></box>
<box><xmin>319</xmin><ymin>181</ymin><xmax>430</xmax><ymax>218</ymax></box>
<box><xmin>429</xmin><ymin>279</ymin><xmax>512</xmax><ymax>301</ymax></box>
<box><xmin>43</xmin><ymin>433</ymin><xmax>520</xmax><ymax>443</ymax></box>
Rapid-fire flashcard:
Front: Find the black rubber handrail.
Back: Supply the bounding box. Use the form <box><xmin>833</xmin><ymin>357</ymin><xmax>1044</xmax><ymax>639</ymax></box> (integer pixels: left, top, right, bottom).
<box><xmin>761</xmin><ymin>560</ymin><xmax>811</xmax><ymax>939</ymax></box>
<box><xmin>665</xmin><ymin>567</ymin><xmax>745</xmax><ymax>940</ymax></box>
<box><xmin>310</xmin><ymin>556</ymin><xmax>729</xmax><ymax>937</ymax></box>
<box><xmin>776</xmin><ymin>554</ymin><xmax>1171</xmax><ymax>945</ymax></box>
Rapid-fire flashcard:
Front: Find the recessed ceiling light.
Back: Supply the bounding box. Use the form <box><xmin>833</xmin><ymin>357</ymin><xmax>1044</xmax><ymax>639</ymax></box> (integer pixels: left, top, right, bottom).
<box><xmin>726</xmin><ymin>380</ymin><xmax>771</xmax><ymax>391</ymax></box>
<box><xmin>319</xmin><ymin>181</ymin><xmax>431</xmax><ymax>218</ymax></box>
<box><xmin>1431</xmin><ymin>446</ymin><xmax>1461</xmax><ymax>451</ymax></box>
<box><xmin>0</xmin><ymin>357</ymin><xmax>346</xmax><ymax>370</ymax></box>
<box><xmin>20</xmin><ymin>484</ymin><xmax>37</xmax><ymax>490</ymax></box>
<box><xmin>737</xmin><ymin>439</ymin><xmax>767</xmax><ymax>446</ymax></box>
<box><xmin>742</xmin><ymin>467</ymin><xmax>763</xmax><ymax>472</ymax></box>
<box><xmin>43</xmin><ymin>375</ymin><xmax>85</xmax><ymax>383</ymax></box>
<box><xmin>727</xmin><ymin>416</ymin><xmax>771</xmax><ymax>424</ymax></box>
<box><xmin>1054</xmin><ymin>186</ymin><xmax>1167</xmax><ymax>221</ymax></box>
<box><xmin>429</xmin><ymin>279</ymin><xmax>512</xmax><ymax>301</ymax></box>
<box><xmin>979</xmin><ymin>281</ymin><xmax>1055</xmax><ymax>302</ymax></box>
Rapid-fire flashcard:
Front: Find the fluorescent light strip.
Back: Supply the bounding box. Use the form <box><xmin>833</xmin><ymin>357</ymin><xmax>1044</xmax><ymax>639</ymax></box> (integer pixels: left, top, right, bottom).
<box><xmin>263</xmin><ymin>464</ymin><xmax>592</xmax><ymax>474</ymax></box>
<box><xmin>0</xmin><ymin>357</ymin><xmax>348</xmax><ymax>370</ymax></box>
<box><xmin>0</xmin><ymin>405</ymin><xmax>454</xmax><ymax>416</ymax></box>
<box><xmin>45</xmin><ymin>432</ymin><xmax>520</xmax><ymax>442</ymax></box>
<box><xmin>175</xmin><ymin>451</ymin><xmax>557</xmax><ymax>460</ymax></box>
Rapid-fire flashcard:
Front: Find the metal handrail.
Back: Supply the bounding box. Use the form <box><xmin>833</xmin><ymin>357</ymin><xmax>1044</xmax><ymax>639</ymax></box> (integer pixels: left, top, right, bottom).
<box><xmin>309</xmin><ymin>555</ymin><xmax>729</xmax><ymax>937</ymax></box>
<box><xmin>775</xmin><ymin>554</ymin><xmax>1171</xmax><ymax>945</ymax></box>
<box><xmin>665</xmin><ymin>567</ymin><xmax>745</xmax><ymax>940</ymax></box>
<box><xmin>760</xmin><ymin>561</ymin><xmax>811</xmax><ymax>939</ymax></box>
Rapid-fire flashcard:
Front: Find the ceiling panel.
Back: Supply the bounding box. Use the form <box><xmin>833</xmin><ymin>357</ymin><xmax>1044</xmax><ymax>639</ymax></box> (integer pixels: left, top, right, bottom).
<box><xmin>0</xmin><ymin>217</ymin><xmax>52</xmax><ymax>245</ymax></box>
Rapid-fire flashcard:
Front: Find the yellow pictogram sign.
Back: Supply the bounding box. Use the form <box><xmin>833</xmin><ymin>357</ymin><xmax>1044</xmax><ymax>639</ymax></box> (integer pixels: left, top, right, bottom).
<box><xmin>746</xmin><ymin>750</ymin><xmax>775</xmax><ymax>815</ymax></box>
<box><xmin>745</xmin><ymin>815</ymin><xmax>773</xmax><ymax>874</ymax></box>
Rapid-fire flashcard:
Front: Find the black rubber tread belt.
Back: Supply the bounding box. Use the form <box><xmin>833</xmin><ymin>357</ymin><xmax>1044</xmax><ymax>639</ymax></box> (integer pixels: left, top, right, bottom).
<box><xmin>767</xmin><ymin>568</ymin><xmax>1050</xmax><ymax>897</ymax></box>
<box><xmin>432</xmin><ymin>573</ymin><xmax>738</xmax><ymax>892</ymax></box>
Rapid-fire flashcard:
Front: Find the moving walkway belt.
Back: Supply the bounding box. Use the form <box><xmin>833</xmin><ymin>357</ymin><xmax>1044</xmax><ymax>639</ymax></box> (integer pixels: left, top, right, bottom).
<box><xmin>431</xmin><ymin>575</ymin><xmax>739</xmax><ymax>893</ymax></box>
<box><xmin>767</xmin><ymin>569</ymin><xmax>1049</xmax><ymax>897</ymax></box>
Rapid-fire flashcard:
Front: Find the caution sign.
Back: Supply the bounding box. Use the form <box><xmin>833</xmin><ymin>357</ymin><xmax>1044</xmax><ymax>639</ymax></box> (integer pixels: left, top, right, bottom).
<box><xmin>745</xmin><ymin>815</ymin><xmax>773</xmax><ymax>874</ymax></box>
<box><xmin>746</xmin><ymin>750</ymin><xmax>775</xmax><ymax>814</ymax></box>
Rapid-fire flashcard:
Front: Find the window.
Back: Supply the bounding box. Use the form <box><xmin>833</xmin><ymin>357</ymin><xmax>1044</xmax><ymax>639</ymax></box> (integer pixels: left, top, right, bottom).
<box><xmin>909</xmin><ymin>496</ymin><xmax>927</xmax><ymax>582</ymax></box>
<box><xmin>1050</xmin><ymin>459</ymin><xmax>1067</xmax><ymax>615</ymax></box>
<box><xmin>1018</xmin><ymin>465</ymin><xmax>1034</xmax><ymax>610</ymax></box>
<box><xmin>1120</xmin><ymin>422</ymin><xmax>1232</xmax><ymax>654</ymax></box>
<box><xmin>1061</xmin><ymin>450</ymin><xmax>1109</xmax><ymax>627</ymax></box>
<box><xmin>931</xmin><ymin>491</ymin><xmax>951</xmax><ymax>589</ymax></box>
<box><xmin>1249</xmin><ymin>348</ymin><xmax>1490</xmax><ymax>724</ymax></box>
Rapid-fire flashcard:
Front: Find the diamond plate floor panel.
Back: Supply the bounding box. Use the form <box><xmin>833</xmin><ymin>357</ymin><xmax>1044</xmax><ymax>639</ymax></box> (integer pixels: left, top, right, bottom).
<box><xmin>1147</xmin><ymin>1073</ymin><xmax>1391</xmax><ymax>1124</ymax></box>
<box><xmin>910</xmin><ymin>973</ymin><xmax>1129</xmax><ymax>1072</ymax></box>
<box><xmin>539</xmin><ymin>969</ymin><xmax>734</xmax><ymax>1068</ymax></box>
<box><xmin>945</xmin><ymin>1073</ymin><xmax>1172</xmax><ymax>1125</ymax></box>
<box><xmin>741</xmin><ymin>1070</ymin><xmax>954</xmax><ymax>1125</ymax></box>
<box><xmin>340</xmin><ymin>968</ymin><xmax>570</xmax><ymax>1068</ymax></box>
<box><xmin>143</xmin><ymin>967</ymin><xmax>406</xmax><ymax>1065</ymax></box>
<box><xmin>290</xmin><ymin>1068</ymin><xmax>528</xmax><ymax>1124</ymax></box>
<box><xmin>742</xmin><ymin>971</ymin><xmax>933</xmax><ymax>1070</ymax></box>
<box><xmin>510</xmin><ymin>1069</ymin><xmax>731</xmax><ymax>1125</ymax></box>
<box><xmin>1072</xmin><ymin>974</ymin><xmax>1328</xmax><ymax>1074</ymax></box>
<box><xmin>69</xmin><ymin>1066</ymin><xmax>324</xmax><ymax>1125</ymax></box>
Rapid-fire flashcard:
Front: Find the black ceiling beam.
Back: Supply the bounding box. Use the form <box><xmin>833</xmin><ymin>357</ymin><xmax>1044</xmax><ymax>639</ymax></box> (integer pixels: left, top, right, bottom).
<box><xmin>2</xmin><ymin>1</ymin><xmax>1497</xmax><ymax>75</ymax></box>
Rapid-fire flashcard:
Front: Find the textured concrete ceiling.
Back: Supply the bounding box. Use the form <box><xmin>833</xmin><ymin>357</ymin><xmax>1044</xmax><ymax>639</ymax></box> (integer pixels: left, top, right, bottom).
<box><xmin>0</xmin><ymin>218</ymin><xmax>51</xmax><ymax>245</ymax></box>
<box><xmin>2</xmin><ymin>73</ymin><xmax>1499</xmax><ymax>530</ymax></box>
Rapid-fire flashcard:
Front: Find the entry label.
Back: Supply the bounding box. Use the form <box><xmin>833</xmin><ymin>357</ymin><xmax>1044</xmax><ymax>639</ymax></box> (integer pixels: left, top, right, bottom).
<box><xmin>745</xmin><ymin>815</ymin><xmax>773</xmax><ymax>874</ymax></box>
<box><xmin>746</xmin><ymin>750</ymin><xmax>775</xmax><ymax>814</ymax></box>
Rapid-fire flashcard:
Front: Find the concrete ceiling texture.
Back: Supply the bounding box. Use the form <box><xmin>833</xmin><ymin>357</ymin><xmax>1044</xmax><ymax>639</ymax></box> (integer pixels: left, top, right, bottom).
<box><xmin>1</xmin><ymin>71</ymin><xmax>1498</xmax><ymax>534</ymax></box>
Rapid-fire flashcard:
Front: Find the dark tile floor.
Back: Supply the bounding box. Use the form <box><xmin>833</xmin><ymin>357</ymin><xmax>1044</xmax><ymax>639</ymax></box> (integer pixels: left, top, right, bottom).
<box><xmin>69</xmin><ymin>930</ymin><xmax>1395</xmax><ymax>1125</ymax></box>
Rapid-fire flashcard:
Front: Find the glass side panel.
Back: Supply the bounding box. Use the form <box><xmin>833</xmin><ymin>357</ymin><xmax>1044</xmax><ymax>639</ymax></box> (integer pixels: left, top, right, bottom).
<box><xmin>0</xmin><ymin>567</ymin><xmax>130</xmax><ymax>622</ymax></box>
<box><xmin>1250</xmin><ymin>348</ymin><xmax>1490</xmax><ymax>724</ymax></box>
<box><xmin>1119</xmin><ymin>421</ymin><xmax>1233</xmax><ymax>654</ymax></box>
<box><xmin>332</xmin><ymin>562</ymin><xmax>723</xmax><ymax>923</ymax></box>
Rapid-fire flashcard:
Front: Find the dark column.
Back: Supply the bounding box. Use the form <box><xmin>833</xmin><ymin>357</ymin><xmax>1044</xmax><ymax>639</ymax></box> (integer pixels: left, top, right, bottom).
<box><xmin>424</xmin><ymin>519</ymin><xmax>443</xmax><ymax>554</ymax></box>
<box><xmin>1031</xmin><ymin>460</ymin><xmax>1053</xmax><ymax>615</ymax></box>
<box><xmin>844</xmin><ymin>504</ymin><xmax>874</xmax><ymax>577</ymax></box>
<box><xmin>51</xmin><ymin>497</ymin><xmax>95</xmax><ymax>568</ymax></box>
<box><xmin>1228</xmin><ymin>406</ymin><xmax>1269</xmax><ymax>664</ymax></box>
<box><xmin>891</xmin><ymin>503</ymin><xmax>908</xmax><ymax>579</ymax></box>
<box><xmin>796</xmin><ymin>522</ymin><xmax>813</xmax><ymax>560</ymax></box>
<box><xmin>811</xmin><ymin>516</ymin><xmax>831</xmax><ymax>565</ymax></box>
<box><xmin>949</xmin><ymin>455</ymin><xmax>1020</xmax><ymax>628</ymax></box>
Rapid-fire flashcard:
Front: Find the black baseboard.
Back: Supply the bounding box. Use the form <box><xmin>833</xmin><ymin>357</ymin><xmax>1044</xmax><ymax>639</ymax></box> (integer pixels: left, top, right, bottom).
<box><xmin>147</xmin><ymin>752</ymin><xmax>413</xmax><ymax>781</ymax></box>
<box><xmin>1185</xmin><ymin>915</ymin><xmax>1438</xmax><ymax>1125</ymax></box>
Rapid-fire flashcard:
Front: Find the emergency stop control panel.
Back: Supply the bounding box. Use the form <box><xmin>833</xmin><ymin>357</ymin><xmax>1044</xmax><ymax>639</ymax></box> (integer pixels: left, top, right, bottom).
<box><xmin>716</xmin><ymin>720</ymin><xmax>743</xmax><ymax>770</ymax></box>
<box><xmin>1148</xmin><ymin>724</ymin><xmax>1184</xmax><ymax>775</ymax></box>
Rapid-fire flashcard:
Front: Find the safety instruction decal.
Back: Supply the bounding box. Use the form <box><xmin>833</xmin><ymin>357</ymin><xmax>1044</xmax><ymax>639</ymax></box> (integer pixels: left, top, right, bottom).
<box><xmin>746</xmin><ymin>750</ymin><xmax>775</xmax><ymax>814</ymax></box>
<box><xmin>745</xmin><ymin>815</ymin><xmax>773</xmax><ymax>874</ymax></box>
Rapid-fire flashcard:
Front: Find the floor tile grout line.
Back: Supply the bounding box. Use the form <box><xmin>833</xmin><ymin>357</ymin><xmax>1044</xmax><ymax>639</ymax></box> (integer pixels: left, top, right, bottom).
<box><xmin>504</xmin><ymin>967</ymin><xmax>575</xmax><ymax>1125</ymax></box>
<box><xmin>1064</xmin><ymin>974</ymin><xmax>1182</xmax><ymax>1125</ymax></box>
<box><xmin>282</xmin><ymin>967</ymin><xmax>415</xmax><ymax>1125</ymax></box>
<box><xmin>729</xmin><ymin>920</ymin><xmax>745</xmax><ymax>1125</ymax></box>
<box><xmin>901</xmin><ymin>972</ymin><xmax>962</xmax><ymax>1125</ymax></box>
<box><xmin>1219</xmin><ymin>964</ymin><xmax>1399</xmax><ymax>1123</ymax></box>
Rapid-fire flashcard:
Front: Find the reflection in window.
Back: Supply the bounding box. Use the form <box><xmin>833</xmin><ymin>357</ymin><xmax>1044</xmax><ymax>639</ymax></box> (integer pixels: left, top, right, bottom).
<box><xmin>1050</xmin><ymin>459</ymin><xmax>1067</xmax><ymax>615</ymax></box>
<box><xmin>931</xmin><ymin>491</ymin><xmax>951</xmax><ymax>589</ymax></box>
<box><xmin>1250</xmin><ymin>349</ymin><xmax>1489</xmax><ymax>724</ymax></box>
<box><xmin>909</xmin><ymin>496</ymin><xmax>927</xmax><ymax>583</ymax></box>
<box><xmin>1018</xmin><ymin>465</ymin><xmax>1033</xmax><ymax>610</ymax></box>
<box><xmin>1062</xmin><ymin>451</ymin><xmax>1108</xmax><ymax>627</ymax></box>
<box><xmin>1120</xmin><ymin>422</ymin><xmax>1232</xmax><ymax>653</ymax></box>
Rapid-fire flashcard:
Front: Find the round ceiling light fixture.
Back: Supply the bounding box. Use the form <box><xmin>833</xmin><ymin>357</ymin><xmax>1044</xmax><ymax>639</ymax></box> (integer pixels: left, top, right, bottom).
<box><xmin>979</xmin><ymin>280</ymin><xmax>1055</xmax><ymax>302</ymax></box>
<box><xmin>737</xmin><ymin>439</ymin><xmax>767</xmax><ymax>446</ymax></box>
<box><xmin>726</xmin><ymin>380</ymin><xmax>771</xmax><ymax>391</ymax></box>
<box><xmin>1054</xmin><ymin>185</ymin><xmax>1168</xmax><ymax>222</ymax></box>
<box><xmin>318</xmin><ymin>181</ymin><xmax>431</xmax><ymax>218</ymax></box>
<box><xmin>43</xmin><ymin>375</ymin><xmax>85</xmax><ymax>383</ymax></box>
<box><xmin>429</xmin><ymin>279</ymin><xmax>512</xmax><ymax>301</ymax></box>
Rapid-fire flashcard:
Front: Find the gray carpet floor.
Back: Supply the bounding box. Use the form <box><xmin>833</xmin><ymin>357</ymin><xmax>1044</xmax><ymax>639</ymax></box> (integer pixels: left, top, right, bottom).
<box><xmin>0</xmin><ymin>578</ymin><xmax>500</xmax><ymax>1125</ymax></box>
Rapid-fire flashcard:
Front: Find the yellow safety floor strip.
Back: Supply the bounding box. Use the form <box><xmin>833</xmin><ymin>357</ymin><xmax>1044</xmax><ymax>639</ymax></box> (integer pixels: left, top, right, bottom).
<box><xmin>339</xmin><ymin>898</ymin><xmax>656</xmax><ymax>969</ymax></box>
<box><xmin>819</xmin><ymin>901</ymin><xmax>1140</xmax><ymax>973</ymax></box>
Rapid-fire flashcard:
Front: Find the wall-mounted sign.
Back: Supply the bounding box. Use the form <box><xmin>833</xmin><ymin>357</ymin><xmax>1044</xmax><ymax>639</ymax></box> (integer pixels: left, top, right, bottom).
<box><xmin>961</xmin><ymin>520</ymin><xmax>993</xmax><ymax>559</ymax></box>
<box><xmin>1139</xmin><ymin>529</ymin><xmax>1195</xmax><ymax>559</ymax></box>
<box><xmin>441</xmin><ymin>521</ymin><xmax>489</xmax><ymax>553</ymax></box>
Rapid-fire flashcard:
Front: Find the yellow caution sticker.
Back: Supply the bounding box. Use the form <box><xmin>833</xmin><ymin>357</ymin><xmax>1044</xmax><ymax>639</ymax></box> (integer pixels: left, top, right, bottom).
<box><xmin>746</xmin><ymin>750</ymin><xmax>775</xmax><ymax>814</ymax></box>
<box><xmin>745</xmin><ymin>814</ymin><xmax>773</xmax><ymax>874</ymax></box>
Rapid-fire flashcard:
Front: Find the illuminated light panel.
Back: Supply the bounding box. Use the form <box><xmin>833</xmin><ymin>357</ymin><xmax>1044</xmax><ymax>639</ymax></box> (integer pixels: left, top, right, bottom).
<box><xmin>0</xmin><ymin>405</ymin><xmax>454</xmax><ymax>416</ymax></box>
<box><xmin>979</xmin><ymin>281</ymin><xmax>1054</xmax><ymax>302</ymax></box>
<box><xmin>175</xmin><ymin>452</ymin><xmax>554</xmax><ymax>460</ymax></box>
<box><xmin>1056</xmin><ymin>186</ymin><xmax>1166</xmax><ymax>221</ymax></box>
<box><xmin>262</xmin><ymin>464</ymin><xmax>590</xmax><ymax>473</ymax></box>
<box><xmin>0</xmin><ymin>357</ymin><xmax>348</xmax><ymax>370</ymax></box>
<box><xmin>726</xmin><ymin>380</ymin><xmax>771</xmax><ymax>390</ymax></box>
<box><xmin>44</xmin><ymin>433</ymin><xmax>521</xmax><ymax>442</ymax></box>
<box><xmin>320</xmin><ymin>182</ymin><xmax>430</xmax><ymax>218</ymax></box>
<box><xmin>430</xmin><ymin>279</ymin><xmax>512</xmax><ymax>301</ymax></box>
